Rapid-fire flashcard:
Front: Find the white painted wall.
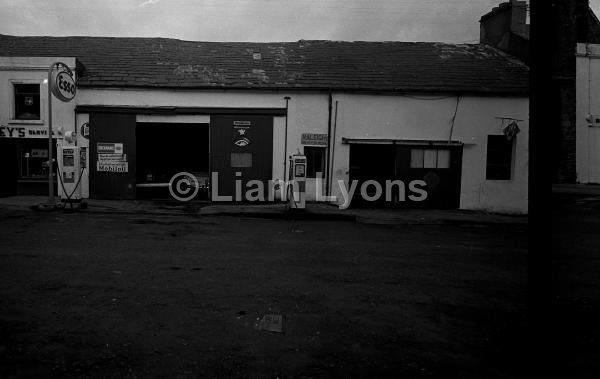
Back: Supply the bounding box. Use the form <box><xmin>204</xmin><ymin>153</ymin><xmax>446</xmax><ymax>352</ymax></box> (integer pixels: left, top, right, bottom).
<box><xmin>576</xmin><ymin>43</ymin><xmax>600</xmax><ymax>184</ymax></box>
<box><xmin>75</xmin><ymin>88</ymin><xmax>527</xmax><ymax>212</ymax></box>
<box><xmin>328</xmin><ymin>93</ymin><xmax>529</xmax><ymax>213</ymax></box>
<box><xmin>0</xmin><ymin>57</ymin><xmax>76</xmax><ymax>135</ymax></box>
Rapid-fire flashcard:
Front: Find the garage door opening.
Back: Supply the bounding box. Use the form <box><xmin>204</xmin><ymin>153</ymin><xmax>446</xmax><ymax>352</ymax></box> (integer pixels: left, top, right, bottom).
<box><xmin>136</xmin><ymin>122</ymin><xmax>209</xmax><ymax>200</ymax></box>
<box><xmin>348</xmin><ymin>142</ymin><xmax>463</xmax><ymax>209</ymax></box>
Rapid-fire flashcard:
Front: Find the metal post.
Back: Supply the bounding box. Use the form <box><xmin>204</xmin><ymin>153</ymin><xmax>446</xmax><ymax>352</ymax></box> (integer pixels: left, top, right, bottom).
<box><xmin>47</xmin><ymin>63</ymin><xmax>55</xmax><ymax>204</ymax></box>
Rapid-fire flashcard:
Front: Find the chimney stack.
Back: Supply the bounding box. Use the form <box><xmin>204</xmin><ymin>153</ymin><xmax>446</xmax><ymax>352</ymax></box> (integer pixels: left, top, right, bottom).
<box><xmin>480</xmin><ymin>0</ymin><xmax>529</xmax><ymax>64</ymax></box>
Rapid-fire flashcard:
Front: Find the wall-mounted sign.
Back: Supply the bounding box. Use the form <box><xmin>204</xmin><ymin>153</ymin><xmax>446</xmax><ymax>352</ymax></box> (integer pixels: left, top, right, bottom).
<box><xmin>98</xmin><ymin>153</ymin><xmax>127</xmax><ymax>162</ymax></box>
<box><xmin>31</xmin><ymin>149</ymin><xmax>48</xmax><ymax>158</ymax></box>
<box><xmin>301</xmin><ymin>133</ymin><xmax>328</xmax><ymax>146</ymax></box>
<box><xmin>503</xmin><ymin>121</ymin><xmax>520</xmax><ymax>140</ymax></box>
<box><xmin>234</xmin><ymin>137</ymin><xmax>251</xmax><ymax>147</ymax></box>
<box><xmin>97</xmin><ymin>143</ymin><xmax>127</xmax><ymax>172</ymax></box>
<box><xmin>0</xmin><ymin>124</ymin><xmax>63</xmax><ymax>139</ymax></box>
<box><xmin>234</xmin><ymin>121</ymin><xmax>251</xmax><ymax>126</ymax></box>
<box><xmin>80</xmin><ymin>122</ymin><xmax>89</xmax><ymax>139</ymax></box>
<box><xmin>232</xmin><ymin>121</ymin><xmax>252</xmax><ymax>147</ymax></box>
<box><xmin>80</xmin><ymin>147</ymin><xmax>87</xmax><ymax>168</ymax></box>
<box><xmin>97</xmin><ymin>162</ymin><xmax>128</xmax><ymax>173</ymax></box>
<box><xmin>51</xmin><ymin>69</ymin><xmax>76</xmax><ymax>102</ymax></box>
<box><xmin>97</xmin><ymin>142</ymin><xmax>123</xmax><ymax>154</ymax></box>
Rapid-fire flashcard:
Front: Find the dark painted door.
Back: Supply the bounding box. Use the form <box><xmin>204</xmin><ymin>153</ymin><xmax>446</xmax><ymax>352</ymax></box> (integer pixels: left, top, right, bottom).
<box><xmin>210</xmin><ymin>115</ymin><xmax>273</xmax><ymax>200</ymax></box>
<box><xmin>89</xmin><ymin>113</ymin><xmax>136</xmax><ymax>199</ymax></box>
<box><xmin>395</xmin><ymin>145</ymin><xmax>463</xmax><ymax>209</ymax></box>
<box><xmin>349</xmin><ymin>144</ymin><xmax>463</xmax><ymax>209</ymax></box>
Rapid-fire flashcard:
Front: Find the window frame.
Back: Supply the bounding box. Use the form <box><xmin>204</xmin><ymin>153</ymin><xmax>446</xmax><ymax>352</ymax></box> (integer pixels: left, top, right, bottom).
<box><xmin>409</xmin><ymin>148</ymin><xmax>452</xmax><ymax>169</ymax></box>
<box><xmin>9</xmin><ymin>80</ymin><xmax>44</xmax><ymax>124</ymax></box>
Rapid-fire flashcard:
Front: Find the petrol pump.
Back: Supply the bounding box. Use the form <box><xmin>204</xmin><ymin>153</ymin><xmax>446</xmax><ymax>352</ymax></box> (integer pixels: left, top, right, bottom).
<box><xmin>288</xmin><ymin>154</ymin><xmax>307</xmax><ymax>209</ymax></box>
<box><xmin>56</xmin><ymin>131</ymin><xmax>83</xmax><ymax>204</ymax></box>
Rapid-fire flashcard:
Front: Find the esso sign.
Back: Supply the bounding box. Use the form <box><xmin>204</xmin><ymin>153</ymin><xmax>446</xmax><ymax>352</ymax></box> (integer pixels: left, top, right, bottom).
<box><xmin>51</xmin><ymin>70</ymin><xmax>76</xmax><ymax>102</ymax></box>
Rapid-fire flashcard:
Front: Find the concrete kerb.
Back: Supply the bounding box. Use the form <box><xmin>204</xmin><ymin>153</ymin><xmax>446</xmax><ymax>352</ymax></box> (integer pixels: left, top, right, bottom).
<box><xmin>0</xmin><ymin>196</ymin><xmax>527</xmax><ymax>225</ymax></box>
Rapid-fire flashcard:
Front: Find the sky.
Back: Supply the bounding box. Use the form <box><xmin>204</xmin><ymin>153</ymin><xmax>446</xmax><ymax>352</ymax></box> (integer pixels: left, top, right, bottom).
<box><xmin>0</xmin><ymin>0</ymin><xmax>531</xmax><ymax>43</ymax></box>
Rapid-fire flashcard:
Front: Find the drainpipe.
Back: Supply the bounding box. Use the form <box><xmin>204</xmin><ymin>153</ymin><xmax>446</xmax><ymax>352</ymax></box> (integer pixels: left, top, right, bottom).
<box><xmin>328</xmin><ymin>100</ymin><xmax>339</xmax><ymax>198</ymax></box>
<box><xmin>326</xmin><ymin>92</ymin><xmax>333</xmax><ymax>196</ymax></box>
<box><xmin>283</xmin><ymin>96</ymin><xmax>291</xmax><ymax>181</ymax></box>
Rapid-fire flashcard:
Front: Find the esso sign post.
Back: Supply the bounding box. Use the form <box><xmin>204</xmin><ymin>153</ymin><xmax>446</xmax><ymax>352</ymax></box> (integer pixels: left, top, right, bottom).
<box><xmin>50</xmin><ymin>67</ymin><xmax>76</xmax><ymax>102</ymax></box>
<box><xmin>44</xmin><ymin>61</ymin><xmax>77</xmax><ymax>206</ymax></box>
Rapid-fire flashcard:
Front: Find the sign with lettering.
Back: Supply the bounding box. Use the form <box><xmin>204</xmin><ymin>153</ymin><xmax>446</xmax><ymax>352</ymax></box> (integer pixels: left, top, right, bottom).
<box><xmin>98</xmin><ymin>153</ymin><xmax>127</xmax><ymax>162</ymax></box>
<box><xmin>97</xmin><ymin>143</ymin><xmax>123</xmax><ymax>154</ymax></box>
<box><xmin>97</xmin><ymin>162</ymin><xmax>128</xmax><ymax>172</ymax></box>
<box><xmin>232</xmin><ymin>121</ymin><xmax>252</xmax><ymax>147</ymax></box>
<box><xmin>80</xmin><ymin>122</ymin><xmax>89</xmax><ymax>139</ymax></box>
<box><xmin>80</xmin><ymin>147</ymin><xmax>87</xmax><ymax>168</ymax></box>
<box><xmin>301</xmin><ymin>133</ymin><xmax>328</xmax><ymax>146</ymax></box>
<box><xmin>97</xmin><ymin>143</ymin><xmax>127</xmax><ymax>172</ymax></box>
<box><xmin>0</xmin><ymin>124</ymin><xmax>63</xmax><ymax>139</ymax></box>
<box><xmin>51</xmin><ymin>69</ymin><xmax>76</xmax><ymax>102</ymax></box>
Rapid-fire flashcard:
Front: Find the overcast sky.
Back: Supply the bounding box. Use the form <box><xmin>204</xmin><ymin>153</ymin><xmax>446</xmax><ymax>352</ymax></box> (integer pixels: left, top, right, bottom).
<box><xmin>0</xmin><ymin>0</ymin><xmax>532</xmax><ymax>43</ymax></box>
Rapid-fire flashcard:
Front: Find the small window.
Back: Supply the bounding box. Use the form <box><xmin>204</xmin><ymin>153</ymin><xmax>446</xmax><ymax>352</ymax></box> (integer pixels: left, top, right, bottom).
<box><xmin>410</xmin><ymin>148</ymin><xmax>451</xmax><ymax>169</ymax></box>
<box><xmin>14</xmin><ymin>84</ymin><xmax>41</xmax><ymax>120</ymax></box>
<box><xmin>231</xmin><ymin>153</ymin><xmax>252</xmax><ymax>168</ymax></box>
<box><xmin>486</xmin><ymin>135</ymin><xmax>514</xmax><ymax>180</ymax></box>
<box><xmin>305</xmin><ymin>146</ymin><xmax>326</xmax><ymax>178</ymax></box>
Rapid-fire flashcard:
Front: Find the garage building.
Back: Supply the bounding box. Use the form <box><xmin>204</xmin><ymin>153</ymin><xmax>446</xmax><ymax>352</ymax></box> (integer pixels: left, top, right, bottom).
<box><xmin>0</xmin><ymin>35</ymin><xmax>528</xmax><ymax>212</ymax></box>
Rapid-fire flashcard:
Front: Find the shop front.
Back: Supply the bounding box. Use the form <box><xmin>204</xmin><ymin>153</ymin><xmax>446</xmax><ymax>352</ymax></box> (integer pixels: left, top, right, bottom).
<box><xmin>0</xmin><ymin>124</ymin><xmax>59</xmax><ymax>196</ymax></box>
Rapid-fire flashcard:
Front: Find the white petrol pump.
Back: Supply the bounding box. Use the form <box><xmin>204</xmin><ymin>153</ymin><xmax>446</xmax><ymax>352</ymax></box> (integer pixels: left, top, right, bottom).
<box><xmin>57</xmin><ymin>131</ymin><xmax>84</xmax><ymax>203</ymax></box>
<box><xmin>288</xmin><ymin>153</ymin><xmax>307</xmax><ymax>209</ymax></box>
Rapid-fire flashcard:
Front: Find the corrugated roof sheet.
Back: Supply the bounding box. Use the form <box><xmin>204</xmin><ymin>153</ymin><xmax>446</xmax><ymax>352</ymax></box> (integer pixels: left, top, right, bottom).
<box><xmin>0</xmin><ymin>35</ymin><xmax>529</xmax><ymax>94</ymax></box>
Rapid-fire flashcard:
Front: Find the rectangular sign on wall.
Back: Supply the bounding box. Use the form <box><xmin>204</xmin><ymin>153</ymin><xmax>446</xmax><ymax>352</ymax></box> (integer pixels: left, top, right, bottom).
<box><xmin>97</xmin><ymin>142</ymin><xmax>123</xmax><ymax>154</ymax></box>
<box><xmin>97</xmin><ymin>142</ymin><xmax>127</xmax><ymax>172</ymax></box>
<box><xmin>97</xmin><ymin>162</ymin><xmax>128</xmax><ymax>172</ymax></box>
<box><xmin>301</xmin><ymin>133</ymin><xmax>328</xmax><ymax>146</ymax></box>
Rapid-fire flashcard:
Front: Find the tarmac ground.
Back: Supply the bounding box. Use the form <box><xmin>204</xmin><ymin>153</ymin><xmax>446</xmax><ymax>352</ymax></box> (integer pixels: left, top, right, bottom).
<box><xmin>0</xmin><ymin>195</ymin><xmax>528</xmax><ymax>378</ymax></box>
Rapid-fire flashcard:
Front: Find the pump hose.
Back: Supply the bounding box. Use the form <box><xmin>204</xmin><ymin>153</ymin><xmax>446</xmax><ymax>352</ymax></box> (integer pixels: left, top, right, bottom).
<box><xmin>56</xmin><ymin>163</ymin><xmax>85</xmax><ymax>209</ymax></box>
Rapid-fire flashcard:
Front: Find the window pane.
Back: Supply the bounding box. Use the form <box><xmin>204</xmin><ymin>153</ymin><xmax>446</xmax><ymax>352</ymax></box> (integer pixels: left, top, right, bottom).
<box><xmin>437</xmin><ymin>149</ymin><xmax>450</xmax><ymax>168</ymax></box>
<box><xmin>231</xmin><ymin>153</ymin><xmax>252</xmax><ymax>168</ymax></box>
<box><xmin>410</xmin><ymin>149</ymin><xmax>424</xmax><ymax>168</ymax></box>
<box><xmin>424</xmin><ymin>149</ymin><xmax>437</xmax><ymax>168</ymax></box>
<box><xmin>14</xmin><ymin>84</ymin><xmax>40</xmax><ymax>120</ymax></box>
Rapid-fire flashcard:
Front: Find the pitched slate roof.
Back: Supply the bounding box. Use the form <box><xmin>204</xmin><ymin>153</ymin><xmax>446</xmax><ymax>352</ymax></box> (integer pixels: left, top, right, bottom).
<box><xmin>0</xmin><ymin>34</ymin><xmax>528</xmax><ymax>94</ymax></box>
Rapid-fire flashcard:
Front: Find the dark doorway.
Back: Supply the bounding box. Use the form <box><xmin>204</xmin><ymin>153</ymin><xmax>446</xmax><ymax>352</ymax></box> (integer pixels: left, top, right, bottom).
<box><xmin>0</xmin><ymin>139</ymin><xmax>18</xmax><ymax>196</ymax></box>
<box><xmin>349</xmin><ymin>143</ymin><xmax>463</xmax><ymax>209</ymax></box>
<box><xmin>136</xmin><ymin>123</ymin><xmax>209</xmax><ymax>200</ymax></box>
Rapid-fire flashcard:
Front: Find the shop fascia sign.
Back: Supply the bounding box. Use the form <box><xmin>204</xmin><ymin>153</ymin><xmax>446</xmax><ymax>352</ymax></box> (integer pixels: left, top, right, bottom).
<box><xmin>0</xmin><ymin>123</ymin><xmax>63</xmax><ymax>138</ymax></box>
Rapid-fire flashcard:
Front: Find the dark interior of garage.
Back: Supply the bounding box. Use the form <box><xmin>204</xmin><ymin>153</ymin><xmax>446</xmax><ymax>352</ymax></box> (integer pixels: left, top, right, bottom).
<box><xmin>135</xmin><ymin>122</ymin><xmax>209</xmax><ymax>200</ymax></box>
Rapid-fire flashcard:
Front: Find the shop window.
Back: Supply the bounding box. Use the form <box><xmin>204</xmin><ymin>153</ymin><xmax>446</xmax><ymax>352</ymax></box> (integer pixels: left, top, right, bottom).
<box><xmin>231</xmin><ymin>152</ymin><xmax>252</xmax><ymax>168</ymax></box>
<box><xmin>305</xmin><ymin>146</ymin><xmax>326</xmax><ymax>178</ymax></box>
<box><xmin>19</xmin><ymin>141</ymin><xmax>51</xmax><ymax>179</ymax></box>
<box><xmin>486</xmin><ymin>135</ymin><xmax>514</xmax><ymax>180</ymax></box>
<box><xmin>410</xmin><ymin>148</ymin><xmax>451</xmax><ymax>169</ymax></box>
<box><xmin>14</xmin><ymin>84</ymin><xmax>41</xmax><ymax>120</ymax></box>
